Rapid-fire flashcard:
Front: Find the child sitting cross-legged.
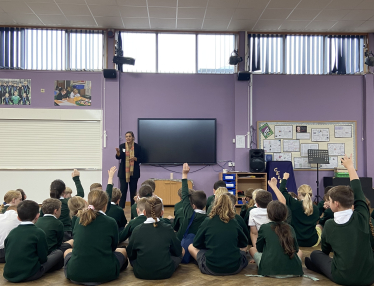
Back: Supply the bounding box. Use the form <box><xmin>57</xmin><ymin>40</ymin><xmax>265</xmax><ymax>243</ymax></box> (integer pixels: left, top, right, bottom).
<box><xmin>188</xmin><ymin>192</ymin><xmax>248</xmax><ymax>275</ymax></box>
<box><xmin>68</xmin><ymin>196</ymin><xmax>87</xmax><ymax>235</ymax></box>
<box><xmin>206</xmin><ymin>187</ymin><xmax>229</xmax><ymax>215</ymax></box>
<box><xmin>206</xmin><ymin>180</ymin><xmax>226</xmax><ymax>212</ymax></box>
<box><xmin>131</xmin><ymin>183</ymin><xmax>154</xmax><ymax>220</ymax></box>
<box><xmin>127</xmin><ymin>197</ymin><xmax>184</xmax><ymax>280</ymax></box>
<box><xmin>318</xmin><ymin>193</ymin><xmax>334</xmax><ymax>228</ymax></box>
<box><xmin>0</xmin><ymin>206</ymin><xmax>20</xmax><ymax>263</ymax></box>
<box><xmin>1</xmin><ymin>190</ymin><xmax>22</xmax><ymax>214</ymax></box>
<box><xmin>240</xmin><ymin>188</ymin><xmax>255</xmax><ymax>219</ymax></box>
<box><xmin>3</xmin><ymin>200</ymin><xmax>63</xmax><ymax>282</ymax></box>
<box><xmin>305</xmin><ymin>155</ymin><xmax>374</xmax><ymax>285</ymax></box>
<box><xmin>249</xmin><ymin>200</ymin><xmax>303</xmax><ymax>277</ymax></box>
<box><xmin>106</xmin><ymin>187</ymin><xmax>128</xmax><ymax>231</ymax></box>
<box><xmin>119</xmin><ymin>197</ymin><xmax>147</xmax><ymax>243</ymax></box>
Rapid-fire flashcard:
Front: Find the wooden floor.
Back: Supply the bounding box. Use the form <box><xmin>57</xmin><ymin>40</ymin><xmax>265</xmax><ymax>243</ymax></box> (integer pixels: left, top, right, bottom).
<box><xmin>0</xmin><ymin>207</ymin><xmax>363</xmax><ymax>286</ymax></box>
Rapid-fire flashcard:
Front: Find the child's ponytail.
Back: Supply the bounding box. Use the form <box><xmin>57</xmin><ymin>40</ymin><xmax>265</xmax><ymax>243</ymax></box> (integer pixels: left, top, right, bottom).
<box><xmin>298</xmin><ymin>185</ymin><xmax>313</xmax><ymax>216</ymax></box>
<box><xmin>267</xmin><ymin>201</ymin><xmax>296</xmax><ymax>259</ymax></box>
<box><xmin>145</xmin><ymin>197</ymin><xmax>162</xmax><ymax>227</ymax></box>
<box><xmin>68</xmin><ymin>196</ymin><xmax>87</xmax><ymax>218</ymax></box>
<box><xmin>79</xmin><ymin>190</ymin><xmax>108</xmax><ymax>226</ymax></box>
<box><xmin>50</xmin><ymin>179</ymin><xmax>66</xmax><ymax>199</ymax></box>
<box><xmin>1</xmin><ymin>190</ymin><xmax>22</xmax><ymax>212</ymax></box>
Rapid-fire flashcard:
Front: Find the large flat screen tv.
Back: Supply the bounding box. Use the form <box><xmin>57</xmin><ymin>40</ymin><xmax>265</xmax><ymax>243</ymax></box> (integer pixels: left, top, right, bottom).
<box><xmin>138</xmin><ymin>118</ymin><xmax>216</xmax><ymax>164</ymax></box>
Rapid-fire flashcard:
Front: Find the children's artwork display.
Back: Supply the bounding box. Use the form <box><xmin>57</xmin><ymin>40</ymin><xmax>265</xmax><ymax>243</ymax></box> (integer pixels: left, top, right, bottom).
<box><xmin>258</xmin><ymin>121</ymin><xmax>357</xmax><ymax>170</ymax></box>
<box><xmin>54</xmin><ymin>80</ymin><xmax>91</xmax><ymax>106</ymax></box>
<box><xmin>0</xmin><ymin>79</ymin><xmax>31</xmax><ymax>105</ymax></box>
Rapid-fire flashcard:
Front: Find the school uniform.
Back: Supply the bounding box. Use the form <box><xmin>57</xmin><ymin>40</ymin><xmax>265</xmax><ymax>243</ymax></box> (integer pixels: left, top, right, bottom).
<box><xmin>0</xmin><ymin>210</ymin><xmax>21</xmax><ymax>263</ymax></box>
<box><xmin>71</xmin><ymin>215</ymin><xmax>78</xmax><ymax>234</ymax></box>
<box><xmin>131</xmin><ymin>203</ymin><xmax>138</xmax><ymax>220</ymax></box>
<box><xmin>3</xmin><ymin>222</ymin><xmax>63</xmax><ymax>282</ymax></box>
<box><xmin>370</xmin><ymin>217</ymin><xmax>374</xmax><ymax>250</ymax></box>
<box><xmin>207</xmin><ymin>203</ymin><xmax>214</xmax><ymax>215</ymax></box>
<box><xmin>1</xmin><ymin>205</ymin><xmax>10</xmax><ymax>214</ymax></box>
<box><xmin>119</xmin><ymin>214</ymin><xmax>147</xmax><ymax>242</ymax></box>
<box><xmin>193</xmin><ymin>216</ymin><xmax>248</xmax><ymax>275</ymax></box>
<box><xmin>206</xmin><ymin>195</ymin><xmax>215</xmax><ymax>211</ymax></box>
<box><xmin>318</xmin><ymin>200</ymin><xmax>325</xmax><ymax>216</ymax></box>
<box><xmin>256</xmin><ymin>222</ymin><xmax>303</xmax><ymax>276</ymax></box>
<box><xmin>308</xmin><ymin>180</ymin><xmax>374</xmax><ymax>286</ymax></box>
<box><xmin>280</xmin><ymin>179</ymin><xmax>320</xmax><ymax>247</ymax></box>
<box><xmin>243</xmin><ymin>206</ymin><xmax>257</xmax><ymax>226</ymax></box>
<box><xmin>107</xmin><ymin>202</ymin><xmax>128</xmax><ymax>229</ymax></box>
<box><xmin>173</xmin><ymin>208</ymin><xmax>183</xmax><ymax>232</ymax></box>
<box><xmin>174</xmin><ymin>200</ymin><xmax>183</xmax><ymax>215</ymax></box>
<box><xmin>176</xmin><ymin>179</ymin><xmax>207</xmax><ymax>241</ymax></box>
<box><xmin>35</xmin><ymin>215</ymin><xmax>64</xmax><ymax>254</ymax></box>
<box><xmin>65</xmin><ymin>212</ymin><xmax>127</xmax><ymax>284</ymax></box>
<box><xmin>240</xmin><ymin>204</ymin><xmax>249</xmax><ymax>219</ymax></box>
<box><xmin>319</xmin><ymin>208</ymin><xmax>334</xmax><ymax>227</ymax></box>
<box><xmin>235</xmin><ymin>214</ymin><xmax>249</xmax><ymax>240</ymax></box>
<box><xmin>127</xmin><ymin>218</ymin><xmax>183</xmax><ymax>280</ymax></box>
<box><xmin>248</xmin><ymin>207</ymin><xmax>270</xmax><ymax>230</ymax></box>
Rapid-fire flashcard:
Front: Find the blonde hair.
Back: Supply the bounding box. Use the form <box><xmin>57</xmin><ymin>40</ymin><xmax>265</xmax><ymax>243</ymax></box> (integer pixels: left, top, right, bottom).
<box><xmin>111</xmin><ymin>187</ymin><xmax>122</xmax><ymax>203</ymax></box>
<box><xmin>298</xmin><ymin>184</ymin><xmax>314</xmax><ymax>216</ymax></box>
<box><xmin>79</xmin><ymin>190</ymin><xmax>108</xmax><ymax>226</ymax></box>
<box><xmin>209</xmin><ymin>193</ymin><xmax>235</xmax><ymax>223</ymax></box>
<box><xmin>68</xmin><ymin>196</ymin><xmax>87</xmax><ymax>218</ymax></box>
<box><xmin>215</xmin><ymin>187</ymin><xmax>229</xmax><ymax>199</ymax></box>
<box><xmin>0</xmin><ymin>190</ymin><xmax>21</xmax><ymax>212</ymax></box>
<box><xmin>65</xmin><ymin>187</ymin><xmax>72</xmax><ymax>194</ymax></box>
<box><xmin>144</xmin><ymin>197</ymin><xmax>162</xmax><ymax>227</ymax></box>
<box><xmin>137</xmin><ymin>197</ymin><xmax>148</xmax><ymax>212</ymax></box>
<box><xmin>252</xmin><ymin>189</ymin><xmax>262</xmax><ymax>201</ymax></box>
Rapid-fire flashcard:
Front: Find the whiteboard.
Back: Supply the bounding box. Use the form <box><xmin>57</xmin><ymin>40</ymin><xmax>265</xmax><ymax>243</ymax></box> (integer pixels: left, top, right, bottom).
<box><xmin>258</xmin><ymin>121</ymin><xmax>357</xmax><ymax>170</ymax></box>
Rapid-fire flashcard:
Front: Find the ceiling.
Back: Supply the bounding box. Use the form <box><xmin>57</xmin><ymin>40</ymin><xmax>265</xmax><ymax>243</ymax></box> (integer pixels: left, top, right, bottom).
<box><xmin>1</xmin><ymin>0</ymin><xmax>374</xmax><ymax>33</ymax></box>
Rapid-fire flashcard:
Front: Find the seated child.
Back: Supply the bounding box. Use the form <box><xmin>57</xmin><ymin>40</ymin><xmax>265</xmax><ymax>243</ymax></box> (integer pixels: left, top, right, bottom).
<box><xmin>131</xmin><ymin>184</ymin><xmax>153</xmax><ymax>220</ymax></box>
<box><xmin>317</xmin><ymin>186</ymin><xmax>333</xmax><ymax>216</ymax></box>
<box><xmin>288</xmin><ymin>192</ymin><xmax>298</xmax><ymax>200</ymax></box>
<box><xmin>243</xmin><ymin>189</ymin><xmax>261</xmax><ymax>226</ymax></box>
<box><xmin>64</xmin><ymin>187</ymin><xmax>73</xmax><ymax>199</ymax></box>
<box><xmin>3</xmin><ymin>200</ymin><xmax>63</xmax><ymax>282</ymax></box>
<box><xmin>127</xmin><ymin>197</ymin><xmax>184</xmax><ymax>280</ymax></box>
<box><xmin>1</xmin><ymin>190</ymin><xmax>22</xmax><ymax>214</ymax></box>
<box><xmin>206</xmin><ymin>180</ymin><xmax>226</xmax><ymax>211</ymax></box>
<box><xmin>90</xmin><ymin>183</ymin><xmax>102</xmax><ymax>192</ymax></box>
<box><xmin>318</xmin><ymin>193</ymin><xmax>334</xmax><ymax>227</ymax></box>
<box><xmin>0</xmin><ymin>206</ymin><xmax>21</xmax><ymax>263</ymax></box>
<box><xmin>68</xmin><ymin>196</ymin><xmax>87</xmax><ymax>234</ymax></box>
<box><xmin>277</xmin><ymin>172</ymin><xmax>320</xmax><ymax>247</ymax></box>
<box><xmin>106</xmin><ymin>187</ymin><xmax>128</xmax><ymax>230</ymax></box>
<box><xmin>64</xmin><ymin>189</ymin><xmax>128</xmax><ymax>285</ymax></box>
<box><xmin>119</xmin><ymin>198</ymin><xmax>148</xmax><ymax>242</ymax></box>
<box><xmin>174</xmin><ymin>187</ymin><xmax>183</xmax><ymax>215</ymax></box>
<box><xmin>228</xmin><ymin>193</ymin><xmax>250</xmax><ymax>239</ymax></box>
<box><xmin>249</xmin><ymin>201</ymin><xmax>303</xmax><ymax>277</ymax></box>
<box><xmin>188</xmin><ymin>193</ymin><xmax>248</xmax><ymax>275</ymax></box>
<box><xmin>172</xmin><ymin>188</ymin><xmax>194</xmax><ymax>232</ymax></box>
<box><xmin>240</xmin><ymin>188</ymin><xmax>255</xmax><ymax>219</ymax></box>
<box><xmin>305</xmin><ymin>155</ymin><xmax>374</xmax><ymax>285</ymax></box>
<box><xmin>248</xmin><ymin>190</ymin><xmax>272</xmax><ymax>247</ymax></box>
<box><xmin>207</xmin><ymin>187</ymin><xmax>229</xmax><ymax>215</ymax></box>
<box><xmin>16</xmin><ymin>188</ymin><xmax>27</xmax><ymax>201</ymax></box>
<box><xmin>176</xmin><ymin>163</ymin><xmax>207</xmax><ymax>241</ymax></box>
<box><xmin>35</xmin><ymin>198</ymin><xmax>73</xmax><ymax>254</ymax></box>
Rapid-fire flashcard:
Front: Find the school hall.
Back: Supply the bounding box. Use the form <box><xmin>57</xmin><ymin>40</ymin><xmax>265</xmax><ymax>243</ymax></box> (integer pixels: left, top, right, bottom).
<box><xmin>1</xmin><ymin>0</ymin><xmax>374</xmax><ymax>285</ymax></box>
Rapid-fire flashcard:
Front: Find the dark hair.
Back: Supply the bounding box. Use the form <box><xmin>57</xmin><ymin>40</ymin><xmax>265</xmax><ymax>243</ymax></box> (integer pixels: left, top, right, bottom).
<box><xmin>255</xmin><ymin>190</ymin><xmax>272</xmax><ymax>208</ymax></box>
<box><xmin>267</xmin><ymin>201</ymin><xmax>296</xmax><ymax>259</ymax></box>
<box><xmin>50</xmin><ymin>179</ymin><xmax>66</xmax><ymax>198</ymax></box>
<box><xmin>190</xmin><ymin>190</ymin><xmax>207</xmax><ymax>210</ymax></box>
<box><xmin>214</xmin><ymin>180</ymin><xmax>226</xmax><ymax>190</ymax></box>
<box><xmin>324</xmin><ymin>186</ymin><xmax>333</xmax><ymax>195</ymax></box>
<box><xmin>228</xmin><ymin>193</ymin><xmax>237</xmax><ymax>206</ymax></box>
<box><xmin>328</xmin><ymin>185</ymin><xmax>354</xmax><ymax>208</ymax></box>
<box><xmin>16</xmin><ymin>189</ymin><xmax>26</xmax><ymax>201</ymax></box>
<box><xmin>178</xmin><ymin>188</ymin><xmax>193</xmax><ymax>199</ymax></box>
<box><xmin>145</xmin><ymin>197</ymin><xmax>163</xmax><ymax>227</ymax></box>
<box><xmin>125</xmin><ymin>131</ymin><xmax>135</xmax><ymax>139</ymax></box>
<box><xmin>141</xmin><ymin>179</ymin><xmax>156</xmax><ymax>192</ymax></box>
<box><xmin>17</xmin><ymin>200</ymin><xmax>39</xmax><ymax>221</ymax></box>
<box><xmin>138</xmin><ymin>185</ymin><xmax>153</xmax><ymax>198</ymax></box>
<box><xmin>41</xmin><ymin>198</ymin><xmax>62</xmax><ymax>214</ymax></box>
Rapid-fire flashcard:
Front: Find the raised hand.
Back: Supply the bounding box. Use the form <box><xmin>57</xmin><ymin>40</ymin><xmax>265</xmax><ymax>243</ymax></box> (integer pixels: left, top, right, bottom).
<box><xmin>182</xmin><ymin>163</ymin><xmax>190</xmax><ymax>179</ymax></box>
<box><xmin>283</xmin><ymin>172</ymin><xmax>290</xmax><ymax>180</ymax></box>
<box><xmin>115</xmin><ymin>148</ymin><xmax>120</xmax><ymax>156</ymax></box>
<box><xmin>341</xmin><ymin>154</ymin><xmax>353</xmax><ymax>169</ymax></box>
<box><xmin>72</xmin><ymin>169</ymin><xmax>80</xmax><ymax>178</ymax></box>
<box><xmin>108</xmin><ymin>166</ymin><xmax>117</xmax><ymax>178</ymax></box>
<box><xmin>268</xmin><ymin>177</ymin><xmax>278</xmax><ymax>190</ymax></box>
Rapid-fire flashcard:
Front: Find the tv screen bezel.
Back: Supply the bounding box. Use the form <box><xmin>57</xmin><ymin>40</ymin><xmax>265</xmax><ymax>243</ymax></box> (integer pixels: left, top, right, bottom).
<box><xmin>137</xmin><ymin>118</ymin><xmax>217</xmax><ymax>165</ymax></box>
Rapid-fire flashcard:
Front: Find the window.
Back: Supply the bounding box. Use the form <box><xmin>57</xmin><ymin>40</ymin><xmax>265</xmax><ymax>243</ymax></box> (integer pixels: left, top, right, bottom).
<box><xmin>248</xmin><ymin>34</ymin><xmax>365</xmax><ymax>75</ymax></box>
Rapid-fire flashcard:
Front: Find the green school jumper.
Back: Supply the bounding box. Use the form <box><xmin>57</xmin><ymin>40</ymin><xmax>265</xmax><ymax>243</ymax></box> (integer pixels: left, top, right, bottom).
<box><xmin>319</xmin><ymin>208</ymin><xmax>334</xmax><ymax>227</ymax></box>
<box><xmin>207</xmin><ymin>203</ymin><xmax>214</xmax><ymax>215</ymax></box>
<box><xmin>280</xmin><ymin>179</ymin><xmax>319</xmax><ymax>247</ymax></box>
<box><xmin>4</xmin><ymin>224</ymin><xmax>48</xmax><ymax>282</ymax></box>
<box><xmin>206</xmin><ymin>195</ymin><xmax>215</xmax><ymax>211</ymax></box>
<box><xmin>193</xmin><ymin>216</ymin><xmax>248</xmax><ymax>274</ymax></box>
<box><xmin>322</xmin><ymin>179</ymin><xmax>374</xmax><ymax>286</ymax></box>
<box><xmin>127</xmin><ymin>221</ymin><xmax>182</xmax><ymax>280</ymax></box>
<box><xmin>71</xmin><ymin>215</ymin><xmax>78</xmax><ymax>234</ymax></box>
<box><xmin>1</xmin><ymin>205</ymin><xmax>9</xmax><ymax>214</ymax></box>
<box><xmin>244</xmin><ymin>206</ymin><xmax>257</xmax><ymax>226</ymax></box>
<box><xmin>66</xmin><ymin>214</ymin><xmax>120</xmax><ymax>283</ymax></box>
<box><xmin>35</xmin><ymin>215</ymin><xmax>64</xmax><ymax>253</ymax></box>
<box><xmin>176</xmin><ymin>179</ymin><xmax>207</xmax><ymax>241</ymax></box>
<box><xmin>107</xmin><ymin>203</ymin><xmax>128</xmax><ymax>228</ymax></box>
<box><xmin>131</xmin><ymin>203</ymin><xmax>137</xmax><ymax>220</ymax></box>
<box><xmin>173</xmin><ymin>208</ymin><xmax>183</xmax><ymax>232</ymax></box>
<box><xmin>240</xmin><ymin>204</ymin><xmax>249</xmax><ymax>219</ymax></box>
<box><xmin>235</xmin><ymin>214</ymin><xmax>249</xmax><ymax>240</ymax></box>
<box><xmin>371</xmin><ymin>217</ymin><xmax>374</xmax><ymax>250</ymax></box>
<box><xmin>256</xmin><ymin>222</ymin><xmax>303</xmax><ymax>276</ymax></box>
<box><xmin>174</xmin><ymin>200</ymin><xmax>183</xmax><ymax>215</ymax></box>
<box><xmin>119</xmin><ymin>215</ymin><xmax>147</xmax><ymax>242</ymax></box>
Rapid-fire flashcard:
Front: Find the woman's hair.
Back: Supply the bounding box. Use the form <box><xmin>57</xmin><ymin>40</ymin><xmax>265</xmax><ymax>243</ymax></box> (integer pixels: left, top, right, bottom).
<box><xmin>297</xmin><ymin>184</ymin><xmax>314</xmax><ymax>216</ymax></box>
<box><xmin>209</xmin><ymin>193</ymin><xmax>236</xmax><ymax>223</ymax></box>
<box><xmin>68</xmin><ymin>196</ymin><xmax>87</xmax><ymax>218</ymax></box>
<box><xmin>79</xmin><ymin>190</ymin><xmax>108</xmax><ymax>226</ymax></box>
<box><xmin>267</xmin><ymin>201</ymin><xmax>296</xmax><ymax>259</ymax></box>
<box><xmin>144</xmin><ymin>197</ymin><xmax>163</xmax><ymax>227</ymax></box>
<box><xmin>16</xmin><ymin>189</ymin><xmax>26</xmax><ymax>201</ymax></box>
<box><xmin>0</xmin><ymin>190</ymin><xmax>21</xmax><ymax>212</ymax></box>
<box><xmin>125</xmin><ymin>131</ymin><xmax>135</xmax><ymax>139</ymax></box>
<box><xmin>50</xmin><ymin>179</ymin><xmax>66</xmax><ymax>199</ymax></box>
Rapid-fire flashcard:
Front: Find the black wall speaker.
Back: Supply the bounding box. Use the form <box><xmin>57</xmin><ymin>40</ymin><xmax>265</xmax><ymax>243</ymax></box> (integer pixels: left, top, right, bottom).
<box><xmin>250</xmin><ymin>149</ymin><xmax>265</xmax><ymax>172</ymax></box>
<box><xmin>103</xmin><ymin>69</ymin><xmax>117</xmax><ymax>79</ymax></box>
<box><xmin>238</xmin><ymin>71</ymin><xmax>251</xmax><ymax>81</ymax></box>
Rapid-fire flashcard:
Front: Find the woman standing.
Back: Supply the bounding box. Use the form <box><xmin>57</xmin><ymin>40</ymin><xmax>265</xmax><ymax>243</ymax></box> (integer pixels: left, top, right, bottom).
<box><xmin>116</xmin><ymin>131</ymin><xmax>142</xmax><ymax>208</ymax></box>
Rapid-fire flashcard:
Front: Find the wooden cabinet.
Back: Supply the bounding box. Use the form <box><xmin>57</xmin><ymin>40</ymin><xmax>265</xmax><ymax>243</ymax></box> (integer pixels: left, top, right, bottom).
<box><xmin>219</xmin><ymin>172</ymin><xmax>267</xmax><ymax>206</ymax></box>
<box><xmin>154</xmin><ymin>180</ymin><xmax>193</xmax><ymax>206</ymax></box>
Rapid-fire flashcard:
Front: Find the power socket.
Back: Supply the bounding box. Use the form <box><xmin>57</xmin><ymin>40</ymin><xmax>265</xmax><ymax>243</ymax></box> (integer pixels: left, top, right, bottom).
<box><xmin>228</xmin><ymin>162</ymin><xmax>235</xmax><ymax>167</ymax></box>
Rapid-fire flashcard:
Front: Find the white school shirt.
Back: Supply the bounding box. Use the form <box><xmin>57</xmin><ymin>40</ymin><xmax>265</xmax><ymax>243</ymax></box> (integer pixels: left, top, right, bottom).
<box><xmin>194</xmin><ymin>209</ymin><xmax>206</xmax><ymax>214</ymax></box>
<box><xmin>144</xmin><ymin>217</ymin><xmax>160</xmax><ymax>224</ymax></box>
<box><xmin>334</xmin><ymin>209</ymin><xmax>353</xmax><ymax>224</ymax></box>
<box><xmin>248</xmin><ymin>207</ymin><xmax>270</xmax><ymax>230</ymax></box>
<box><xmin>44</xmin><ymin>214</ymin><xmax>57</xmax><ymax>219</ymax></box>
<box><xmin>0</xmin><ymin>210</ymin><xmax>21</xmax><ymax>249</ymax></box>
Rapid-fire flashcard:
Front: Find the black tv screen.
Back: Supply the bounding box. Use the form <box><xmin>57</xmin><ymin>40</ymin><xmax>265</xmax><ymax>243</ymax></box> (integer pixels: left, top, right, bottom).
<box><xmin>138</xmin><ymin>118</ymin><xmax>216</xmax><ymax>164</ymax></box>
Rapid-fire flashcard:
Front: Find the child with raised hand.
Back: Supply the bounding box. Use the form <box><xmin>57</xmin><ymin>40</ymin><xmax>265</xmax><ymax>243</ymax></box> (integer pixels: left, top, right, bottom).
<box><xmin>249</xmin><ymin>201</ymin><xmax>303</xmax><ymax>277</ymax></box>
<box><xmin>240</xmin><ymin>188</ymin><xmax>255</xmax><ymax>219</ymax></box>
<box><xmin>305</xmin><ymin>155</ymin><xmax>374</xmax><ymax>285</ymax></box>
<box><xmin>188</xmin><ymin>193</ymin><xmax>248</xmax><ymax>275</ymax></box>
<box><xmin>0</xmin><ymin>206</ymin><xmax>21</xmax><ymax>263</ymax></box>
<box><xmin>64</xmin><ymin>189</ymin><xmax>128</xmax><ymax>284</ymax></box>
<box><xmin>1</xmin><ymin>190</ymin><xmax>22</xmax><ymax>214</ymax></box>
<box><xmin>127</xmin><ymin>197</ymin><xmax>184</xmax><ymax>280</ymax></box>
<box><xmin>106</xmin><ymin>187</ymin><xmax>128</xmax><ymax>231</ymax></box>
<box><xmin>275</xmin><ymin>172</ymin><xmax>320</xmax><ymax>247</ymax></box>
<box><xmin>3</xmin><ymin>201</ymin><xmax>63</xmax><ymax>282</ymax></box>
